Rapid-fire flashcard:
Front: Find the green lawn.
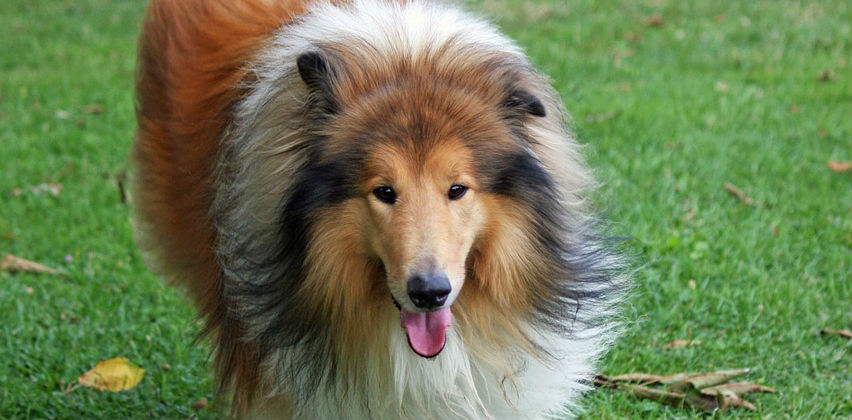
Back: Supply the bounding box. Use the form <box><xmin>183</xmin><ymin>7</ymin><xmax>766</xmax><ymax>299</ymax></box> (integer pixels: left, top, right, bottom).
<box><xmin>1</xmin><ymin>0</ymin><xmax>849</xmax><ymax>419</ymax></box>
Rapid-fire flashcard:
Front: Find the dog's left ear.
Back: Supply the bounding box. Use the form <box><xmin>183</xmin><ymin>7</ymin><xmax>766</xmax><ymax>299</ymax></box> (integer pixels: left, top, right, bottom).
<box><xmin>297</xmin><ymin>51</ymin><xmax>340</xmax><ymax>114</ymax></box>
<box><xmin>504</xmin><ymin>89</ymin><xmax>546</xmax><ymax>118</ymax></box>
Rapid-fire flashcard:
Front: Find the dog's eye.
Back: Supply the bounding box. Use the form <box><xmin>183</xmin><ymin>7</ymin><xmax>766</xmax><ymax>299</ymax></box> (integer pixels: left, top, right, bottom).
<box><xmin>448</xmin><ymin>184</ymin><xmax>467</xmax><ymax>200</ymax></box>
<box><xmin>373</xmin><ymin>186</ymin><xmax>397</xmax><ymax>204</ymax></box>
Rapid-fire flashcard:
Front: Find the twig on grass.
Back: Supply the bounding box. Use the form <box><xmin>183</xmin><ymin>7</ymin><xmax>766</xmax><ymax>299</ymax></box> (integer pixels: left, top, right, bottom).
<box><xmin>724</xmin><ymin>182</ymin><xmax>756</xmax><ymax>207</ymax></box>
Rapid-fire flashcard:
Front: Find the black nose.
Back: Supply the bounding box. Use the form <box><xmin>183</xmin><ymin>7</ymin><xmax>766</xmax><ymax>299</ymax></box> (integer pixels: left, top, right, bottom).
<box><xmin>407</xmin><ymin>272</ymin><xmax>451</xmax><ymax>309</ymax></box>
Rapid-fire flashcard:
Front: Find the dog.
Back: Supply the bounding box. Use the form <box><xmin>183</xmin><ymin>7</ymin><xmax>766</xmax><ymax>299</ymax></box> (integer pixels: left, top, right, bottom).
<box><xmin>132</xmin><ymin>0</ymin><xmax>626</xmax><ymax>418</ymax></box>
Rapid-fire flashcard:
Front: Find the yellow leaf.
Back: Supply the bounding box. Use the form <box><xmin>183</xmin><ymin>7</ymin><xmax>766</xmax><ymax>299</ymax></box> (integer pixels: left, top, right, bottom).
<box><xmin>78</xmin><ymin>358</ymin><xmax>145</xmax><ymax>392</ymax></box>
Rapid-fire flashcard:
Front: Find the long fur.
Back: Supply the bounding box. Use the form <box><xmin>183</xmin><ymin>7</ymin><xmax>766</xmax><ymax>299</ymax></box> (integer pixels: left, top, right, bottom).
<box><xmin>133</xmin><ymin>0</ymin><xmax>627</xmax><ymax>418</ymax></box>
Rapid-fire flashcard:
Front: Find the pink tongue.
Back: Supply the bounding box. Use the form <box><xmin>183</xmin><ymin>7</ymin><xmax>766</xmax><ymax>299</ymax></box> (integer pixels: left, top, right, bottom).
<box><xmin>400</xmin><ymin>308</ymin><xmax>452</xmax><ymax>358</ymax></box>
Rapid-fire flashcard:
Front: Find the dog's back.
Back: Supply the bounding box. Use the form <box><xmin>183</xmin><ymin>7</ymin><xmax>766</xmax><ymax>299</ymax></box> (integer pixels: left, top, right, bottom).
<box><xmin>133</xmin><ymin>0</ymin><xmax>308</xmax><ymax>412</ymax></box>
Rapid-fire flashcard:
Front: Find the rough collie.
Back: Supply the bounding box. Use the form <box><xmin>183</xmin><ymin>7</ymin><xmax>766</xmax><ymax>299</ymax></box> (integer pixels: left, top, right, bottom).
<box><xmin>132</xmin><ymin>0</ymin><xmax>626</xmax><ymax>418</ymax></box>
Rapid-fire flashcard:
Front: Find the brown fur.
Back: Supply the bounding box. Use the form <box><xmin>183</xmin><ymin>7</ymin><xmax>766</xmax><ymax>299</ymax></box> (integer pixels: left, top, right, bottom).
<box><xmin>133</xmin><ymin>0</ymin><xmax>310</xmax><ymax>413</ymax></box>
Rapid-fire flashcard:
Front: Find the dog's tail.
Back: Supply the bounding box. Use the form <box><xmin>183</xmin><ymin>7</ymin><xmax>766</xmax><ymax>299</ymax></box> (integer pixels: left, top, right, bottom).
<box><xmin>132</xmin><ymin>0</ymin><xmax>306</xmax><ymax>414</ymax></box>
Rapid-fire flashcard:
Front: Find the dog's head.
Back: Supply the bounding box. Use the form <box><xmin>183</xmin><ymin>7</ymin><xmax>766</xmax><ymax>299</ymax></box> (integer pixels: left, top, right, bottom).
<box><xmin>294</xmin><ymin>49</ymin><xmax>554</xmax><ymax>357</ymax></box>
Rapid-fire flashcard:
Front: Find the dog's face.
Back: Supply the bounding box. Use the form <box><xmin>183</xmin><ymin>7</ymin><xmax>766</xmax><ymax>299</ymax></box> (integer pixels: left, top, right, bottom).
<box><xmin>298</xmin><ymin>51</ymin><xmax>549</xmax><ymax>357</ymax></box>
<box><xmin>360</xmin><ymin>138</ymin><xmax>485</xmax><ymax>313</ymax></box>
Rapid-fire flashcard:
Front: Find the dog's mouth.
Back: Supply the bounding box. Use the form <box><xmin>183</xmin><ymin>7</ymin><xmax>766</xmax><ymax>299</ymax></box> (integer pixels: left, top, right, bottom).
<box><xmin>392</xmin><ymin>296</ymin><xmax>452</xmax><ymax>358</ymax></box>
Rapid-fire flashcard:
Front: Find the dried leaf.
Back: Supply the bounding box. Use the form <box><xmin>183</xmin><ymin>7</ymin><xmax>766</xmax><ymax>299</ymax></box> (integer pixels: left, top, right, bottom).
<box><xmin>597</xmin><ymin>369</ymin><xmax>769</xmax><ymax>414</ymax></box>
<box><xmin>821</xmin><ymin>328</ymin><xmax>852</xmax><ymax>339</ymax></box>
<box><xmin>663</xmin><ymin>339</ymin><xmax>701</xmax><ymax>349</ymax></box>
<box><xmin>82</xmin><ymin>104</ymin><xmax>104</xmax><ymax>115</ymax></box>
<box><xmin>598</xmin><ymin>378</ymin><xmax>720</xmax><ymax>413</ymax></box>
<box><xmin>670</xmin><ymin>369</ymin><xmax>751</xmax><ymax>392</ymax></box>
<box><xmin>625</xmin><ymin>383</ymin><xmax>692</xmax><ymax>409</ymax></box>
<box><xmin>192</xmin><ymin>397</ymin><xmax>209</xmax><ymax>411</ymax></box>
<box><xmin>715</xmin><ymin>389</ymin><xmax>756</xmax><ymax>411</ymax></box>
<box><xmin>818</xmin><ymin>69</ymin><xmax>835</xmax><ymax>82</ymax></box>
<box><xmin>643</xmin><ymin>14</ymin><xmax>664</xmax><ymax>27</ymax></box>
<box><xmin>1</xmin><ymin>254</ymin><xmax>58</xmax><ymax>275</ymax></box>
<box><xmin>701</xmin><ymin>382</ymin><xmax>777</xmax><ymax>397</ymax></box>
<box><xmin>608</xmin><ymin>373</ymin><xmax>665</xmax><ymax>383</ymax></box>
<box><xmin>78</xmin><ymin>358</ymin><xmax>145</xmax><ymax>392</ymax></box>
<box><xmin>724</xmin><ymin>182</ymin><xmax>756</xmax><ymax>206</ymax></box>
<box><xmin>593</xmin><ymin>374</ymin><xmax>616</xmax><ymax>388</ymax></box>
<box><xmin>606</xmin><ymin>372</ymin><xmax>693</xmax><ymax>386</ymax></box>
<box><xmin>827</xmin><ymin>161</ymin><xmax>852</xmax><ymax>173</ymax></box>
<box><xmin>688</xmin><ymin>279</ymin><xmax>696</xmax><ymax>290</ymax></box>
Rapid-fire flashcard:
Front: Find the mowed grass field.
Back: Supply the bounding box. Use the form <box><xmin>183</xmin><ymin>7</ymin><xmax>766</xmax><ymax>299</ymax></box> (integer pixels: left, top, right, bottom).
<box><xmin>1</xmin><ymin>0</ymin><xmax>849</xmax><ymax>418</ymax></box>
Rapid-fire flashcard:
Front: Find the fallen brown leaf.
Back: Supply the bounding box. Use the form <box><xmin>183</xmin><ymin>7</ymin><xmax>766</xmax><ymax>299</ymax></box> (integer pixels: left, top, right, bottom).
<box><xmin>701</xmin><ymin>382</ymin><xmax>777</xmax><ymax>397</ymax></box>
<box><xmin>192</xmin><ymin>397</ymin><xmax>209</xmax><ymax>411</ymax></box>
<box><xmin>716</xmin><ymin>389</ymin><xmax>756</xmax><ymax>411</ymax></box>
<box><xmin>1</xmin><ymin>254</ymin><xmax>58</xmax><ymax>275</ymax></box>
<box><xmin>596</xmin><ymin>369</ymin><xmax>770</xmax><ymax>414</ymax></box>
<box><xmin>83</xmin><ymin>104</ymin><xmax>104</xmax><ymax>115</ymax></box>
<box><xmin>78</xmin><ymin>358</ymin><xmax>145</xmax><ymax>392</ymax></box>
<box><xmin>643</xmin><ymin>14</ymin><xmax>664</xmax><ymax>27</ymax></box>
<box><xmin>818</xmin><ymin>69</ymin><xmax>835</xmax><ymax>82</ymax></box>
<box><xmin>724</xmin><ymin>182</ymin><xmax>756</xmax><ymax>206</ymax></box>
<box><xmin>688</xmin><ymin>279</ymin><xmax>696</xmax><ymax>290</ymax></box>
<box><xmin>670</xmin><ymin>369</ymin><xmax>751</xmax><ymax>391</ymax></box>
<box><xmin>821</xmin><ymin>328</ymin><xmax>852</xmax><ymax>339</ymax></box>
<box><xmin>827</xmin><ymin>161</ymin><xmax>852</xmax><ymax>173</ymax></box>
<box><xmin>663</xmin><ymin>339</ymin><xmax>701</xmax><ymax>349</ymax></box>
<box><xmin>597</xmin><ymin>376</ymin><xmax>723</xmax><ymax>413</ymax></box>
<box><xmin>607</xmin><ymin>373</ymin><xmax>665</xmax><ymax>383</ymax></box>
<box><xmin>607</xmin><ymin>372</ymin><xmax>692</xmax><ymax>386</ymax></box>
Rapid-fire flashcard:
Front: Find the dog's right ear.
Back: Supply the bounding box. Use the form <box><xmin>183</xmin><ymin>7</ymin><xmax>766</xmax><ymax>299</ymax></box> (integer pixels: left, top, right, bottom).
<box><xmin>297</xmin><ymin>51</ymin><xmax>339</xmax><ymax>114</ymax></box>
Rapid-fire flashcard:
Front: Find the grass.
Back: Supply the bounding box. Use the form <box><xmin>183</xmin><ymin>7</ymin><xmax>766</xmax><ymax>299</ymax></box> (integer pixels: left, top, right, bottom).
<box><xmin>0</xmin><ymin>0</ymin><xmax>849</xmax><ymax>418</ymax></box>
